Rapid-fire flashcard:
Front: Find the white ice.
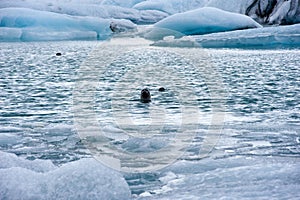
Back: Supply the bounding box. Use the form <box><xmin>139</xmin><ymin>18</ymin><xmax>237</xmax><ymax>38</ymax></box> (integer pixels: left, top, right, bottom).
<box><xmin>133</xmin><ymin>0</ymin><xmax>252</xmax><ymax>15</ymax></box>
<box><xmin>0</xmin><ymin>7</ymin><xmax>136</xmax><ymax>41</ymax></box>
<box><xmin>151</xmin><ymin>24</ymin><xmax>300</xmax><ymax>48</ymax></box>
<box><xmin>193</xmin><ymin>23</ymin><xmax>300</xmax><ymax>48</ymax></box>
<box><xmin>0</xmin><ymin>0</ymin><xmax>299</xmax><ymax>42</ymax></box>
<box><xmin>0</xmin><ymin>151</ymin><xmax>131</xmax><ymax>200</ymax></box>
<box><xmin>141</xmin><ymin>157</ymin><xmax>300</xmax><ymax>200</ymax></box>
<box><xmin>0</xmin><ymin>0</ymin><xmax>168</xmax><ymax>25</ymax></box>
<box><xmin>154</xmin><ymin>7</ymin><xmax>262</xmax><ymax>36</ymax></box>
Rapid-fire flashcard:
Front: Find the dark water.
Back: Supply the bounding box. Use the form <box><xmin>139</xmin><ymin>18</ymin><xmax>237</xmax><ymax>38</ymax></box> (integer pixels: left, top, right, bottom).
<box><xmin>0</xmin><ymin>41</ymin><xmax>95</xmax><ymax>163</ymax></box>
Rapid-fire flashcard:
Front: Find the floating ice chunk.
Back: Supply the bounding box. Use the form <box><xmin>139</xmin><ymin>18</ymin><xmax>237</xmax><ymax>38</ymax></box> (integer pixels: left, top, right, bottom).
<box><xmin>0</xmin><ymin>151</ymin><xmax>56</xmax><ymax>172</ymax></box>
<box><xmin>101</xmin><ymin>125</ymin><xmax>129</xmax><ymax>141</ymax></box>
<box><xmin>0</xmin><ymin>133</ymin><xmax>20</xmax><ymax>146</ymax></box>
<box><xmin>142</xmin><ymin>26</ymin><xmax>186</xmax><ymax>41</ymax></box>
<box><xmin>110</xmin><ymin>19</ymin><xmax>137</xmax><ymax>33</ymax></box>
<box><xmin>0</xmin><ymin>7</ymin><xmax>136</xmax><ymax>41</ymax></box>
<box><xmin>145</xmin><ymin>157</ymin><xmax>300</xmax><ymax>199</ymax></box>
<box><xmin>1</xmin><ymin>0</ymin><xmax>299</xmax><ymax>27</ymax></box>
<box><xmin>0</xmin><ymin>151</ymin><xmax>131</xmax><ymax>200</ymax></box>
<box><xmin>0</xmin><ymin>8</ymin><xmax>111</xmax><ymax>41</ymax></box>
<box><xmin>150</xmin><ymin>23</ymin><xmax>300</xmax><ymax>48</ymax></box>
<box><xmin>151</xmin><ymin>36</ymin><xmax>200</xmax><ymax>48</ymax></box>
<box><xmin>154</xmin><ymin>7</ymin><xmax>262</xmax><ymax>36</ymax></box>
<box><xmin>139</xmin><ymin>191</ymin><xmax>152</xmax><ymax>197</ymax></box>
<box><xmin>193</xmin><ymin>24</ymin><xmax>300</xmax><ymax>48</ymax></box>
<box><xmin>0</xmin><ymin>0</ymin><xmax>167</xmax><ymax>25</ymax></box>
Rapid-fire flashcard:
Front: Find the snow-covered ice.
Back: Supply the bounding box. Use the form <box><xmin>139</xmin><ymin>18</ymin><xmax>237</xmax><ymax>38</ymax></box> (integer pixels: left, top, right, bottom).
<box><xmin>0</xmin><ymin>151</ymin><xmax>131</xmax><ymax>200</ymax></box>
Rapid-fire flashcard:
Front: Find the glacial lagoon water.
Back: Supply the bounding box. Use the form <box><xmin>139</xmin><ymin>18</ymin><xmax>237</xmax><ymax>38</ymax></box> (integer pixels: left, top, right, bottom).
<box><xmin>0</xmin><ymin>40</ymin><xmax>299</xmax><ymax>199</ymax></box>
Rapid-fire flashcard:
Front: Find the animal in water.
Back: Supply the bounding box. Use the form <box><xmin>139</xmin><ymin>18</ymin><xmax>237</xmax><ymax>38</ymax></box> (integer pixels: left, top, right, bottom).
<box><xmin>140</xmin><ymin>88</ymin><xmax>151</xmax><ymax>103</ymax></box>
<box><xmin>158</xmin><ymin>87</ymin><xmax>165</xmax><ymax>92</ymax></box>
<box><xmin>56</xmin><ymin>52</ymin><xmax>62</xmax><ymax>56</ymax></box>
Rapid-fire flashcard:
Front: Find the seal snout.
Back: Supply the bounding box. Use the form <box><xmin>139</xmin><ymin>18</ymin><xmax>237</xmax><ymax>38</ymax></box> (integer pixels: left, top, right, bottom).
<box><xmin>140</xmin><ymin>88</ymin><xmax>151</xmax><ymax>103</ymax></box>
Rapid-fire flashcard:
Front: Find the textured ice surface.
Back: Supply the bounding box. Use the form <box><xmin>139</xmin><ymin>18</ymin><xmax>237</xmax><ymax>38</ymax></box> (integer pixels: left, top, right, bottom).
<box><xmin>152</xmin><ymin>24</ymin><xmax>300</xmax><ymax>48</ymax></box>
<box><xmin>1</xmin><ymin>0</ymin><xmax>300</xmax><ymax>42</ymax></box>
<box><xmin>0</xmin><ymin>151</ymin><xmax>131</xmax><ymax>200</ymax></box>
<box><xmin>133</xmin><ymin>0</ymin><xmax>252</xmax><ymax>14</ymax></box>
<box><xmin>193</xmin><ymin>23</ymin><xmax>300</xmax><ymax>48</ymax></box>
<box><xmin>0</xmin><ymin>7</ymin><xmax>136</xmax><ymax>41</ymax></box>
<box><xmin>0</xmin><ymin>0</ymin><xmax>168</xmax><ymax>25</ymax></box>
<box><xmin>154</xmin><ymin>7</ymin><xmax>262</xmax><ymax>36</ymax></box>
<box><xmin>137</xmin><ymin>157</ymin><xmax>300</xmax><ymax>200</ymax></box>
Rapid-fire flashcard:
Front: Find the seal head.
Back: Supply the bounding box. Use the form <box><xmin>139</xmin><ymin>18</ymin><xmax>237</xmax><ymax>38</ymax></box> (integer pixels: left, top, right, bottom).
<box><xmin>140</xmin><ymin>88</ymin><xmax>151</xmax><ymax>103</ymax></box>
<box><xmin>158</xmin><ymin>87</ymin><xmax>165</xmax><ymax>92</ymax></box>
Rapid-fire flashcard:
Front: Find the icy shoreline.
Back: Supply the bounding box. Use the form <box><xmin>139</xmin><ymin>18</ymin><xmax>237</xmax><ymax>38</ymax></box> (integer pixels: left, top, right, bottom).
<box><xmin>0</xmin><ymin>151</ymin><xmax>131</xmax><ymax>200</ymax></box>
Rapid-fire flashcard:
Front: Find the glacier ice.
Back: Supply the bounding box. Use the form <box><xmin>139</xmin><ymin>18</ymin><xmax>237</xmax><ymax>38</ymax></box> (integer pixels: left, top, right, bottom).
<box><xmin>0</xmin><ymin>0</ymin><xmax>299</xmax><ymax>42</ymax></box>
<box><xmin>133</xmin><ymin>1</ymin><xmax>176</xmax><ymax>14</ymax></box>
<box><xmin>0</xmin><ymin>0</ymin><xmax>299</xmax><ymax>26</ymax></box>
<box><xmin>0</xmin><ymin>151</ymin><xmax>131</xmax><ymax>200</ymax></box>
<box><xmin>132</xmin><ymin>0</ymin><xmax>300</xmax><ymax>25</ymax></box>
<box><xmin>246</xmin><ymin>0</ymin><xmax>300</xmax><ymax>25</ymax></box>
<box><xmin>132</xmin><ymin>0</ymin><xmax>254</xmax><ymax>15</ymax></box>
<box><xmin>154</xmin><ymin>7</ymin><xmax>262</xmax><ymax>36</ymax></box>
<box><xmin>0</xmin><ymin>0</ymin><xmax>168</xmax><ymax>25</ymax></box>
<box><xmin>0</xmin><ymin>7</ymin><xmax>136</xmax><ymax>41</ymax></box>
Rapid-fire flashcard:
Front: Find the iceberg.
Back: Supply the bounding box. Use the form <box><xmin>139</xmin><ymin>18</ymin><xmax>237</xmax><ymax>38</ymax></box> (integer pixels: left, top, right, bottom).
<box><xmin>193</xmin><ymin>24</ymin><xmax>300</xmax><ymax>48</ymax></box>
<box><xmin>0</xmin><ymin>0</ymin><xmax>299</xmax><ymax>26</ymax></box>
<box><xmin>154</xmin><ymin>7</ymin><xmax>262</xmax><ymax>36</ymax></box>
<box><xmin>150</xmin><ymin>35</ymin><xmax>201</xmax><ymax>48</ymax></box>
<box><xmin>0</xmin><ymin>0</ymin><xmax>299</xmax><ymax>43</ymax></box>
<box><xmin>131</xmin><ymin>0</ymin><xmax>300</xmax><ymax>25</ymax></box>
<box><xmin>0</xmin><ymin>7</ymin><xmax>136</xmax><ymax>41</ymax></box>
<box><xmin>0</xmin><ymin>0</ymin><xmax>168</xmax><ymax>25</ymax></box>
<box><xmin>151</xmin><ymin>24</ymin><xmax>300</xmax><ymax>48</ymax></box>
<box><xmin>0</xmin><ymin>151</ymin><xmax>131</xmax><ymax>200</ymax></box>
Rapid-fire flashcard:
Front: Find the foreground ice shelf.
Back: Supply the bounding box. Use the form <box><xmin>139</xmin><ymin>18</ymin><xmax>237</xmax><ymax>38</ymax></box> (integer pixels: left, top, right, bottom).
<box><xmin>0</xmin><ymin>151</ymin><xmax>131</xmax><ymax>200</ymax></box>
